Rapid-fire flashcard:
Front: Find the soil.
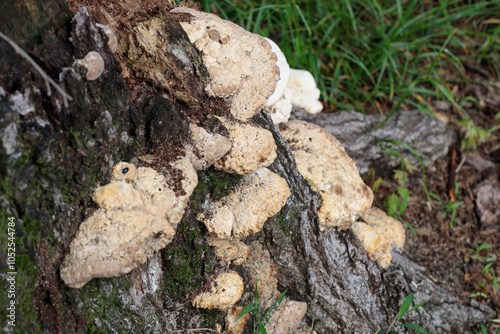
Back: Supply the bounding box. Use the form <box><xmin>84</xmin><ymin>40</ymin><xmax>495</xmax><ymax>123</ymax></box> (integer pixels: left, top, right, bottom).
<box><xmin>332</xmin><ymin>63</ymin><xmax>500</xmax><ymax>331</ymax></box>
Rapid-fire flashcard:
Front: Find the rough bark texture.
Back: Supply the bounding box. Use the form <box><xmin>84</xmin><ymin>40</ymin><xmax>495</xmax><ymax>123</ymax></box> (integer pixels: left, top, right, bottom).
<box><xmin>0</xmin><ymin>0</ymin><xmax>494</xmax><ymax>333</ymax></box>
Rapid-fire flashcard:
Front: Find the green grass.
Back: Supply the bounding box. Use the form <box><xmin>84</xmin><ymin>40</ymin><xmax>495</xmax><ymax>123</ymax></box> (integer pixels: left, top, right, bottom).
<box><xmin>197</xmin><ymin>0</ymin><xmax>500</xmax><ymax>118</ymax></box>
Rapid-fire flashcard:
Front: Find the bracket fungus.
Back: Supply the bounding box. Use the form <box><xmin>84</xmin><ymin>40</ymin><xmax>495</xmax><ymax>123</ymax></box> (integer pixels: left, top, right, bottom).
<box><xmin>197</xmin><ymin>168</ymin><xmax>290</xmax><ymax>239</ymax></box>
<box><xmin>192</xmin><ymin>271</ymin><xmax>244</xmax><ymax>310</ymax></box>
<box><xmin>265</xmin><ymin>297</ymin><xmax>308</xmax><ymax>334</ymax></box>
<box><xmin>213</xmin><ymin>118</ymin><xmax>277</xmax><ymax>175</ymax></box>
<box><xmin>242</xmin><ymin>242</ymin><xmax>280</xmax><ymax>310</ymax></box>
<box><xmin>187</xmin><ymin>123</ymin><xmax>232</xmax><ymax>170</ymax></box>
<box><xmin>96</xmin><ymin>23</ymin><xmax>118</xmax><ymax>53</ymax></box>
<box><xmin>207</xmin><ymin>236</ymin><xmax>251</xmax><ymax>266</ymax></box>
<box><xmin>360</xmin><ymin>207</ymin><xmax>406</xmax><ymax>250</ymax></box>
<box><xmin>171</xmin><ymin>7</ymin><xmax>280</xmax><ymax>121</ymax></box>
<box><xmin>264</xmin><ymin>37</ymin><xmax>290</xmax><ymax>107</ymax></box>
<box><xmin>60</xmin><ymin>209</ymin><xmax>176</xmax><ymax>289</ymax></box>
<box><xmin>351</xmin><ymin>221</ymin><xmax>392</xmax><ymax>268</ymax></box>
<box><xmin>351</xmin><ymin>207</ymin><xmax>406</xmax><ymax>268</ymax></box>
<box><xmin>61</xmin><ymin>159</ymin><xmax>198</xmax><ymax>288</ymax></box>
<box><xmin>73</xmin><ymin>51</ymin><xmax>105</xmax><ymax>80</ymax></box>
<box><xmin>279</xmin><ymin>121</ymin><xmax>373</xmax><ymax>231</ymax></box>
<box><xmin>226</xmin><ymin>305</ymin><xmax>250</xmax><ymax>334</ymax></box>
<box><xmin>286</xmin><ymin>68</ymin><xmax>323</xmax><ymax>114</ymax></box>
<box><xmin>265</xmin><ymin>88</ymin><xmax>293</xmax><ymax>124</ymax></box>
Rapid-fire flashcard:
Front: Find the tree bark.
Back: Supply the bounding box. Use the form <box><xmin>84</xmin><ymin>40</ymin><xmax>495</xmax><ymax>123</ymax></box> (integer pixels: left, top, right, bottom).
<box><xmin>0</xmin><ymin>0</ymin><xmax>494</xmax><ymax>333</ymax></box>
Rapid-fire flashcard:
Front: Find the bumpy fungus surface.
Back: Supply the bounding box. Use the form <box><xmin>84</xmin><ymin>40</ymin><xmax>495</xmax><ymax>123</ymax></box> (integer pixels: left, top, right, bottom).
<box><xmin>192</xmin><ymin>271</ymin><xmax>244</xmax><ymax>310</ymax></box>
<box><xmin>286</xmin><ymin>68</ymin><xmax>323</xmax><ymax>114</ymax></box>
<box><xmin>265</xmin><ymin>297</ymin><xmax>308</xmax><ymax>334</ymax></box>
<box><xmin>61</xmin><ymin>209</ymin><xmax>176</xmax><ymax>289</ymax></box>
<box><xmin>96</xmin><ymin>23</ymin><xmax>118</xmax><ymax>53</ymax></box>
<box><xmin>187</xmin><ymin>123</ymin><xmax>232</xmax><ymax>170</ymax></box>
<box><xmin>61</xmin><ymin>160</ymin><xmax>198</xmax><ymax>288</ymax></box>
<box><xmin>171</xmin><ymin>7</ymin><xmax>280</xmax><ymax>121</ymax></box>
<box><xmin>351</xmin><ymin>207</ymin><xmax>406</xmax><ymax>268</ymax></box>
<box><xmin>226</xmin><ymin>306</ymin><xmax>250</xmax><ymax>334</ymax></box>
<box><xmin>208</xmin><ymin>236</ymin><xmax>250</xmax><ymax>266</ymax></box>
<box><xmin>242</xmin><ymin>242</ymin><xmax>280</xmax><ymax>310</ymax></box>
<box><xmin>213</xmin><ymin>118</ymin><xmax>277</xmax><ymax>174</ymax></box>
<box><xmin>360</xmin><ymin>207</ymin><xmax>406</xmax><ymax>250</ymax></box>
<box><xmin>197</xmin><ymin>168</ymin><xmax>290</xmax><ymax>239</ymax></box>
<box><xmin>351</xmin><ymin>221</ymin><xmax>392</xmax><ymax>268</ymax></box>
<box><xmin>265</xmin><ymin>88</ymin><xmax>293</xmax><ymax>124</ymax></box>
<box><xmin>279</xmin><ymin>121</ymin><xmax>373</xmax><ymax>231</ymax></box>
<box><xmin>73</xmin><ymin>51</ymin><xmax>105</xmax><ymax>80</ymax></box>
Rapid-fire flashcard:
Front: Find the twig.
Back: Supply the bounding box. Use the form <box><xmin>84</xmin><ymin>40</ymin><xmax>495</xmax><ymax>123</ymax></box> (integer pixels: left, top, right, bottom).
<box><xmin>448</xmin><ymin>144</ymin><xmax>457</xmax><ymax>202</ymax></box>
<box><xmin>385</xmin><ymin>312</ymin><xmax>400</xmax><ymax>334</ymax></box>
<box><xmin>0</xmin><ymin>31</ymin><xmax>73</xmax><ymax>107</ymax></box>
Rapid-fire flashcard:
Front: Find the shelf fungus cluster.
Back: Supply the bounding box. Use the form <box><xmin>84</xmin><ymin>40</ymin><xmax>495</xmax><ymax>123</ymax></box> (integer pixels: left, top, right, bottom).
<box><xmin>60</xmin><ymin>159</ymin><xmax>197</xmax><ymax>288</ymax></box>
<box><xmin>352</xmin><ymin>207</ymin><xmax>406</xmax><ymax>268</ymax></box>
<box><xmin>242</xmin><ymin>242</ymin><xmax>308</xmax><ymax>333</ymax></box>
<box><xmin>266</xmin><ymin>68</ymin><xmax>324</xmax><ymax>124</ymax></box>
<box><xmin>279</xmin><ymin>120</ymin><xmax>373</xmax><ymax>231</ymax></box>
<box><xmin>285</xmin><ymin>69</ymin><xmax>324</xmax><ymax>115</ymax></box>
<box><xmin>197</xmin><ymin>168</ymin><xmax>290</xmax><ymax>239</ymax></box>
<box><xmin>170</xmin><ymin>7</ymin><xmax>283</xmax><ymax>122</ymax></box>
<box><xmin>191</xmin><ymin>169</ymin><xmax>291</xmax><ymax>312</ymax></box>
<box><xmin>60</xmin><ymin>6</ymin><xmax>406</xmax><ymax>332</ymax></box>
<box><xmin>207</xmin><ymin>237</ymin><xmax>250</xmax><ymax>266</ymax></box>
<box><xmin>265</xmin><ymin>297</ymin><xmax>308</xmax><ymax>334</ymax></box>
<box><xmin>187</xmin><ymin>123</ymin><xmax>232</xmax><ymax>171</ymax></box>
<box><xmin>242</xmin><ymin>242</ymin><xmax>281</xmax><ymax>310</ymax></box>
<box><xmin>212</xmin><ymin>118</ymin><xmax>277</xmax><ymax>174</ymax></box>
<box><xmin>191</xmin><ymin>271</ymin><xmax>245</xmax><ymax>310</ymax></box>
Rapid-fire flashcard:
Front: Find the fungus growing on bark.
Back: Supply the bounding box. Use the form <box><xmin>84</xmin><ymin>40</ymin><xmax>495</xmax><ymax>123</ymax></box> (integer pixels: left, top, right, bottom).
<box><xmin>171</xmin><ymin>7</ymin><xmax>280</xmax><ymax>121</ymax></box>
<box><xmin>226</xmin><ymin>305</ymin><xmax>250</xmax><ymax>334</ymax></box>
<box><xmin>61</xmin><ymin>159</ymin><xmax>198</xmax><ymax>288</ymax></box>
<box><xmin>197</xmin><ymin>168</ymin><xmax>290</xmax><ymax>239</ymax></box>
<box><xmin>213</xmin><ymin>118</ymin><xmax>277</xmax><ymax>175</ymax></box>
<box><xmin>286</xmin><ymin>68</ymin><xmax>323</xmax><ymax>114</ymax></box>
<box><xmin>60</xmin><ymin>209</ymin><xmax>176</xmax><ymax>288</ymax></box>
<box><xmin>350</xmin><ymin>207</ymin><xmax>406</xmax><ymax>268</ymax></box>
<box><xmin>265</xmin><ymin>297</ymin><xmax>308</xmax><ymax>334</ymax></box>
<box><xmin>351</xmin><ymin>221</ymin><xmax>392</xmax><ymax>268</ymax></box>
<box><xmin>279</xmin><ymin>120</ymin><xmax>373</xmax><ymax>231</ymax></box>
<box><xmin>187</xmin><ymin>123</ymin><xmax>231</xmax><ymax>170</ymax></box>
<box><xmin>112</xmin><ymin>161</ymin><xmax>138</xmax><ymax>180</ymax></box>
<box><xmin>264</xmin><ymin>37</ymin><xmax>290</xmax><ymax>107</ymax></box>
<box><xmin>208</xmin><ymin>236</ymin><xmax>250</xmax><ymax>266</ymax></box>
<box><xmin>192</xmin><ymin>271</ymin><xmax>244</xmax><ymax>310</ymax></box>
<box><xmin>265</xmin><ymin>88</ymin><xmax>293</xmax><ymax>124</ymax></box>
<box><xmin>360</xmin><ymin>207</ymin><xmax>406</xmax><ymax>250</ymax></box>
<box><xmin>92</xmin><ymin>180</ymin><xmax>143</xmax><ymax>210</ymax></box>
<box><xmin>96</xmin><ymin>23</ymin><xmax>118</xmax><ymax>53</ymax></box>
<box><xmin>73</xmin><ymin>51</ymin><xmax>105</xmax><ymax>80</ymax></box>
<box><xmin>242</xmin><ymin>242</ymin><xmax>280</xmax><ymax>310</ymax></box>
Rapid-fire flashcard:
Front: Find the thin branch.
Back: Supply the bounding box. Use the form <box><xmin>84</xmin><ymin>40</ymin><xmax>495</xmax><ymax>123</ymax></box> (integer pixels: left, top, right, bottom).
<box><xmin>0</xmin><ymin>31</ymin><xmax>73</xmax><ymax>107</ymax></box>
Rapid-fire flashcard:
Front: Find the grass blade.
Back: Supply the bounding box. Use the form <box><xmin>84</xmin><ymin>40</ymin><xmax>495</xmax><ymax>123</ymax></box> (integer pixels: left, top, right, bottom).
<box><xmin>263</xmin><ymin>288</ymin><xmax>288</xmax><ymax>323</ymax></box>
<box><xmin>398</xmin><ymin>323</ymin><xmax>429</xmax><ymax>334</ymax></box>
<box><xmin>236</xmin><ymin>303</ymin><xmax>258</xmax><ymax>321</ymax></box>
<box><xmin>397</xmin><ymin>293</ymin><xmax>414</xmax><ymax>320</ymax></box>
<box><xmin>258</xmin><ymin>319</ymin><xmax>267</xmax><ymax>334</ymax></box>
<box><xmin>407</xmin><ymin>301</ymin><xmax>426</xmax><ymax>314</ymax></box>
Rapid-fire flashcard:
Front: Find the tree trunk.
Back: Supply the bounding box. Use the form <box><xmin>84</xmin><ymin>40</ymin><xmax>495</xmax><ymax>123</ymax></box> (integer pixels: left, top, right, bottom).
<box><xmin>0</xmin><ymin>0</ymin><xmax>493</xmax><ymax>333</ymax></box>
